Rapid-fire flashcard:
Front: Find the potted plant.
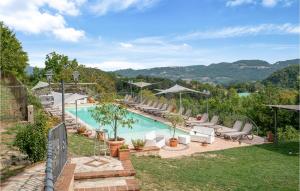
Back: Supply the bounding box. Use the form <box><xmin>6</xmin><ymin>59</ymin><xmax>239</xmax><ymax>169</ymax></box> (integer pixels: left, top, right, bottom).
<box><xmin>90</xmin><ymin>103</ymin><xmax>135</xmax><ymax>157</ymax></box>
<box><xmin>77</xmin><ymin>126</ymin><xmax>86</xmax><ymax>135</ymax></box>
<box><xmin>118</xmin><ymin>144</ymin><xmax>130</xmax><ymax>161</ymax></box>
<box><xmin>267</xmin><ymin>131</ymin><xmax>274</xmax><ymax>142</ymax></box>
<box><xmin>166</xmin><ymin>114</ymin><xmax>184</xmax><ymax>147</ymax></box>
<box><xmin>131</xmin><ymin>139</ymin><xmax>146</xmax><ymax>151</ymax></box>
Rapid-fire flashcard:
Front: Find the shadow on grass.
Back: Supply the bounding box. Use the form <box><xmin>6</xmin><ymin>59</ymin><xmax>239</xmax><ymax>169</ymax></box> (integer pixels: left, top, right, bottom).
<box><xmin>253</xmin><ymin>141</ymin><xmax>299</xmax><ymax>156</ymax></box>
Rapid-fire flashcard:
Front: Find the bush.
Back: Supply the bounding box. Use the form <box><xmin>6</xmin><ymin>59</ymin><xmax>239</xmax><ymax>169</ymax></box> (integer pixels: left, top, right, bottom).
<box><xmin>278</xmin><ymin>125</ymin><xmax>299</xmax><ymax>142</ymax></box>
<box><xmin>14</xmin><ymin>123</ymin><xmax>47</xmax><ymax>162</ymax></box>
<box><xmin>131</xmin><ymin>139</ymin><xmax>146</xmax><ymax>150</ymax></box>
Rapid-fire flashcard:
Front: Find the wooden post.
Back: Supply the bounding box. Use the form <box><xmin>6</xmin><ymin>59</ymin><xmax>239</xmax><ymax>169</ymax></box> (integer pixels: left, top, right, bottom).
<box><xmin>274</xmin><ymin>108</ymin><xmax>278</xmax><ymax>144</ymax></box>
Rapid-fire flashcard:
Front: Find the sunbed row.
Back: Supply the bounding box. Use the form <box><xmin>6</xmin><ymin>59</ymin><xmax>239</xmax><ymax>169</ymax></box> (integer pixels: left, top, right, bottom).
<box><xmin>121</xmin><ymin>94</ymin><xmax>192</xmax><ymax>119</ymax></box>
<box><xmin>122</xmin><ymin>94</ymin><xmax>254</xmax><ymax>142</ymax></box>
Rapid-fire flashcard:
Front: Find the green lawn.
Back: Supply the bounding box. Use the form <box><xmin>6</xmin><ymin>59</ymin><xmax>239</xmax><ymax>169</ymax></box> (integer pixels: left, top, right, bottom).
<box><xmin>68</xmin><ymin>134</ymin><xmax>299</xmax><ymax>191</ymax></box>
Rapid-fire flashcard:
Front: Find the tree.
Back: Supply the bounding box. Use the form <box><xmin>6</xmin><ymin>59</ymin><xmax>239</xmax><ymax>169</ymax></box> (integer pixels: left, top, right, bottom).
<box><xmin>0</xmin><ymin>22</ymin><xmax>28</xmax><ymax>78</ymax></box>
<box><xmin>166</xmin><ymin>114</ymin><xmax>184</xmax><ymax>139</ymax></box>
<box><xmin>89</xmin><ymin>103</ymin><xmax>135</xmax><ymax>141</ymax></box>
<box><xmin>44</xmin><ymin>52</ymin><xmax>78</xmax><ymax>82</ymax></box>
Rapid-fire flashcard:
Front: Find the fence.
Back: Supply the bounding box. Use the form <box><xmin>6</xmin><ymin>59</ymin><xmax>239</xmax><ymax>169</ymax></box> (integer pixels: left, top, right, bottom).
<box><xmin>0</xmin><ymin>71</ymin><xmax>28</xmax><ymax>121</ymax></box>
<box><xmin>44</xmin><ymin>123</ymin><xmax>68</xmax><ymax>191</ymax></box>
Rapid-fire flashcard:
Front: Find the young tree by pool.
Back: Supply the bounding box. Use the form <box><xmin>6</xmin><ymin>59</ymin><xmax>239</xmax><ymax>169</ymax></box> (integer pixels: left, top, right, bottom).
<box><xmin>89</xmin><ymin>103</ymin><xmax>135</xmax><ymax>141</ymax></box>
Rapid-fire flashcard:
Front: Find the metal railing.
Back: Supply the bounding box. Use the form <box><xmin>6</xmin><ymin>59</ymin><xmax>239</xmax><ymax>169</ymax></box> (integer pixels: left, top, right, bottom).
<box><xmin>44</xmin><ymin>123</ymin><xmax>68</xmax><ymax>191</ymax></box>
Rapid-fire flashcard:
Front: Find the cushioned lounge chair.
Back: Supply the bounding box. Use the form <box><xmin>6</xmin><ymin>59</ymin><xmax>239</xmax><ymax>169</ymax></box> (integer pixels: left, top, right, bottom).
<box><xmin>186</xmin><ymin>113</ymin><xmax>209</xmax><ymax>126</ymax></box>
<box><xmin>191</xmin><ymin>115</ymin><xmax>219</xmax><ymax>127</ymax></box>
<box><xmin>223</xmin><ymin>123</ymin><xmax>254</xmax><ymax>141</ymax></box>
<box><xmin>190</xmin><ymin>126</ymin><xmax>215</xmax><ymax>144</ymax></box>
<box><xmin>145</xmin><ymin>131</ymin><xmax>166</xmax><ymax>148</ymax></box>
<box><xmin>153</xmin><ymin>105</ymin><xmax>173</xmax><ymax>116</ymax></box>
<box><xmin>214</xmin><ymin>120</ymin><xmax>243</xmax><ymax>136</ymax></box>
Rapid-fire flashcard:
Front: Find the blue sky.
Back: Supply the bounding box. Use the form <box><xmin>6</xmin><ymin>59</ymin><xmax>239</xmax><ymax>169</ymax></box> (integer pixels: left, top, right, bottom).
<box><xmin>0</xmin><ymin>0</ymin><xmax>299</xmax><ymax>70</ymax></box>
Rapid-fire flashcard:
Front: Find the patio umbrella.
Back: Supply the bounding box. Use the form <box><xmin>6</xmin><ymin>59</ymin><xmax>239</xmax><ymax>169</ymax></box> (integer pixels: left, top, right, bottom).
<box><xmin>31</xmin><ymin>81</ymin><xmax>49</xmax><ymax>91</ymax></box>
<box><xmin>156</xmin><ymin>84</ymin><xmax>209</xmax><ymax>112</ymax></box>
<box><xmin>128</xmin><ymin>81</ymin><xmax>153</xmax><ymax>102</ymax></box>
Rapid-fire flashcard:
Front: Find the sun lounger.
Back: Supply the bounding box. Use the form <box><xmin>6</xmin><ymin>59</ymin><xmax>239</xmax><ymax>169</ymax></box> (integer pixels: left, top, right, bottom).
<box><xmin>153</xmin><ymin>105</ymin><xmax>173</xmax><ymax>116</ymax></box>
<box><xmin>149</xmin><ymin>104</ymin><xmax>168</xmax><ymax>114</ymax></box>
<box><xmin>130</xmin><ymin>98</ymin><xmax>147</xmax><ymax>107</ymax></box>
<box><xmin>214</xmin><ymin>120</ymin><xmax>243</xmax><ymax>136</ymax></box>
<box><xmin>186</xmin><ymin>113</ymin><xmax>209</xmax><ymax>126</ymax></box>
<box><xmin>126</xmin><ymin>96</ymin><xmax>139</xmax><ymax>106</ymax></box>
<box><xmin>146</xmin><ymin>103</ymin><xmax>164</xmax><ymax>113</ymax></box>
<box><xmin>136</xmin><ymin>100</ymin><xmax>153</xmax><ymax>110</ymax></box>
<box><xmin>145</xmin><ymin>131</ymin><xmax>166</xmax><ymax>148</ymax></box>
<box><xmin>223</xmin><ymin>123</ymin><xmax>254</xmax><ymax>141</ymax></box>
<box><xmin>144</xmin><ymin>102</ymin><xmax>163</xmax><ymax>113</ymax></box>
<box><xmin>191</xmin><ymin>115</ymin><xmax>219</xmax><ymax>127</ymax></box>
<box><xmin>190</xmin><ymin>126</ymin><xmax>215</xmax><ymax>144</ymax></box>
<box><xmin>182</xmin><ymin>109</ymin><xmax>191</xmax><ymax>120</ymax></box>
<box><xmin>141</xmin><ymin>101</ymin><xmax>159</xmax><ymax>111</ymax></box>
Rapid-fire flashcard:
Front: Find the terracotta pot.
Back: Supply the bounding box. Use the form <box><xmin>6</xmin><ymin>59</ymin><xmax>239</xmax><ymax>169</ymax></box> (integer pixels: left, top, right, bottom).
<box><xmin>196</xmin><ymin>115</ymin><xmax>202</xmax><ymax>120</ymax></box>
<box><xmin>169</xmin><ymin>138</ymin><xmax>178</xmax><ymax>147</ymax></box>
<box><xmin>118</xmin><ymin>149</ymin><xmax>130</xmax><ymax>161</ymax></box>
<box><xmin>267</xmin><ymin>131</ymin><xmax>274</xmax><ymax>142</ymax></box>
<box><xmin>108</xmin><ymin>138</ymin><xmax>125</xmax><ymax>157</ymax></box>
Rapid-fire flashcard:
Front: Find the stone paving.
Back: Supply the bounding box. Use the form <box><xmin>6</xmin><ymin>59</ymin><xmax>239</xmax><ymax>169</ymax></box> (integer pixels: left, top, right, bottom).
<box><xmin>159</xmin><ymin>135</ymin><xmax>265</xmax><ymax>158</ymax></box>
<box><xmin>71</xmin><ymin>156</ymin><xmax>140</xmax><ymax>191</ymax></box>
<box><xmin>71</xmin><ymin>156</ymin><xmax>124</xmax><ymax>174</ymax></box>
<box><xmin>0</xmin><ymin>162</ymin><xmax>45</xmax><ymax>191</ymax></box>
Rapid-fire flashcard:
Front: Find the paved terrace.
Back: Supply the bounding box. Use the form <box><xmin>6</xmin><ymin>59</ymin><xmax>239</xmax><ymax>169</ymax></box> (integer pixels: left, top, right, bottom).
<box><xmin>65</xmin><ymin>104</ymin><xmax>266</xmax><ymax>158</ymax></box>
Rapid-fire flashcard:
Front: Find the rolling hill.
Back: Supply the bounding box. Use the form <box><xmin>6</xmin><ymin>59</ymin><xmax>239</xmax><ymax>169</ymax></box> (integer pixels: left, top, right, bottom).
<box><xmin>114</xmin><ymin>59</ymin><xmax>300</xmax><ymax>84</ymax></box>
<box><xmin>263</xmin><ymin>64</ymin><xmax>300</xmax><ymax>89</ymax></box>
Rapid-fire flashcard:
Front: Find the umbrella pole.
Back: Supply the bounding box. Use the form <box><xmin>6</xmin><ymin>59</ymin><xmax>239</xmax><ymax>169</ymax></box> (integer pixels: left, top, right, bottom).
<box><xmin>179</xmin><ymin>92</ymin><xmax>182</xmax><ymax>113</ymax></box>
<box><xmin>140</xmin><ymin>87</ymin><xmax>142</xmax><ymax>103</ymax></box>
<box><xmin>206</xmin><ymin>96</ymin><xmax>208</xmax><ymax>114</ymax></box>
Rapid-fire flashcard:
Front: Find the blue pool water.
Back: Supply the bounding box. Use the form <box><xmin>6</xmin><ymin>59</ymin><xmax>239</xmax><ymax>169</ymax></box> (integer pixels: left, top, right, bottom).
<box><xmin>66</xmin><ymin>106</ymin><xmax>188</xmax><ymax>142</ymax></box>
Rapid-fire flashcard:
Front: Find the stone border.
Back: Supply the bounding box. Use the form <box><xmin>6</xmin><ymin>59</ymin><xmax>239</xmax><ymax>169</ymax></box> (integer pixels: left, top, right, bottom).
<box><xmin>74</xmin><ymin>179</ymin><xmax>140</xmax><ymax>191</ymax></box>
<box><xmin>54</xmin><ymin>163</ymin><xmax>76</xmax><ymax>191</ymax></box>
<box><xmin>74</xmin><ymin>160</ymin><xmax>136</xmax><ymax>180</ymax></box>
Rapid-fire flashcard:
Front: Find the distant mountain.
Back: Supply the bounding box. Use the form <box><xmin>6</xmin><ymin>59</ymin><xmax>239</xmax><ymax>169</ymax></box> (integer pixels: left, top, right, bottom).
<box><xmin>263</xmin><ymin>64</ymin><xmax>300</xmax><ymax>89</ymax></box>
<box><xmin>114</xmin><ymin>59</ymin><xmax>300</xmax><ymax>84</ymax></box>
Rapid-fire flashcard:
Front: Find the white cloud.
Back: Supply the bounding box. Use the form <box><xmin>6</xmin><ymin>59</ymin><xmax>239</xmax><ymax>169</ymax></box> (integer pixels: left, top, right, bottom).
<box><xmin>91</xmin><ymin>0</ymin><xmax>160</xmax><ymax>15</ymax></box>
<box><xmin>53</xmin><ymin>28</ymin><xmax>85</xmax><ymax>42</ymax></box>
<box><xmin>226</xmin><ymin>0</ymin><xmax>296</xmax><ymax>7</ymax></box>
<box><xmin>0</xmin><ymin>0</ymin><xmax>85</xmax><ymax>42</ymax></box>
<box><xmin>226</xmin><ymin>0</ymin><xmax>255</xmax><ymax>7</ymax></box>
<box><xmin>85</xmin><ymin>60</ymin><xmax>144</xmax><ymax>71</ymax></box>
<box><xmin>262</xmin><ymin>0</ymin><xmax>277</xmax><ymax>7</ymax></box>
<box><xmin>120</xmin><ymin>42</ymin><xmax>134</xmax><ymax>48</ymax></box>
<box><xmin>175</xmin><ymin>23</ymin><xmax>300</xmax><ymax>40</ymax></box>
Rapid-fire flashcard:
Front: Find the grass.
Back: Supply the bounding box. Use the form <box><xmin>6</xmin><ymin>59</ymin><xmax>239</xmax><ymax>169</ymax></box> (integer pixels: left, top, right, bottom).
<box><xmin>132</xmin><ymin>142</ymin><xmax>299</xmax><ymax>191</ymax></box>
<box><xmin>68</xmin><ymin>133</ymin><xmax>95</xmax><ymax>157</ymax></box>
<box><xmin>67</xmin><ymin>134</ymin><xmax>299</xmax><ymax>191</ymax></box>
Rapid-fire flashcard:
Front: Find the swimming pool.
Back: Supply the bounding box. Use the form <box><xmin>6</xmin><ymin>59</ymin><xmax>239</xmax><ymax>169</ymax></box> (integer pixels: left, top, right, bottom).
<box><xmin>66</xmin><ymin>106</ymin><xmax>188</xmax><ymax>142</ymax></box>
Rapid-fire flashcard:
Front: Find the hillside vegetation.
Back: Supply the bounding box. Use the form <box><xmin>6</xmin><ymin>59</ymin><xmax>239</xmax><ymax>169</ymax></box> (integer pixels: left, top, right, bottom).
<box><xmin>114</xmin><ymin>59</ymin><xmax>300</xmax><ymax>85</ymax></box>
<box><xmin>263</xmin><ymin>64</ymin><xmax>300</xmax><ymax>89</ymax></box>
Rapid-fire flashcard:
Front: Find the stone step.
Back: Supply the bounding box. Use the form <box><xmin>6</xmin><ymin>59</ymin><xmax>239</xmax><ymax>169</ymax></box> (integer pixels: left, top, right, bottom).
<box><xmin>72</xmin><ymin>158</ymin><xmax>136</xmax><ymax>180</ymax></box>
<box><xmin>74</xmin><ymin>177</ymin><xmax>140</xmax><ymax>191</ymax></box>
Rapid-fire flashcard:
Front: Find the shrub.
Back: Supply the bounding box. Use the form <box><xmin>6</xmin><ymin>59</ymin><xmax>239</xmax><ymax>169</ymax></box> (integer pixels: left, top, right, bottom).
<box><xmin>14</xmin><ymin>123</ymin><xmax>47</xmax><ymax>162</ymax></box>
<box><xmin>131</xmin><ymin>139</ymin><xmax>146</xmax><ymax>150</ymax></box>
<box><xmin>278</xmin><ymin>125</ymin><xmax>299</xmax><ymax>142</ymax></box>
<box><xmin>119</xmin><ymin>144</ymin><xmax>129</xmax><ymax>150</ymax></box>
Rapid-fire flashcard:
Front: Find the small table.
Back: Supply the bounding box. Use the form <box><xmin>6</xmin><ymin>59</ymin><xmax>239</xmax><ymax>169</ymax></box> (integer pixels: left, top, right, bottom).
<box><xmin>178</xmin><ymin>135</ymin><xmax>191</xmax><ymax>145</ymax></box>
